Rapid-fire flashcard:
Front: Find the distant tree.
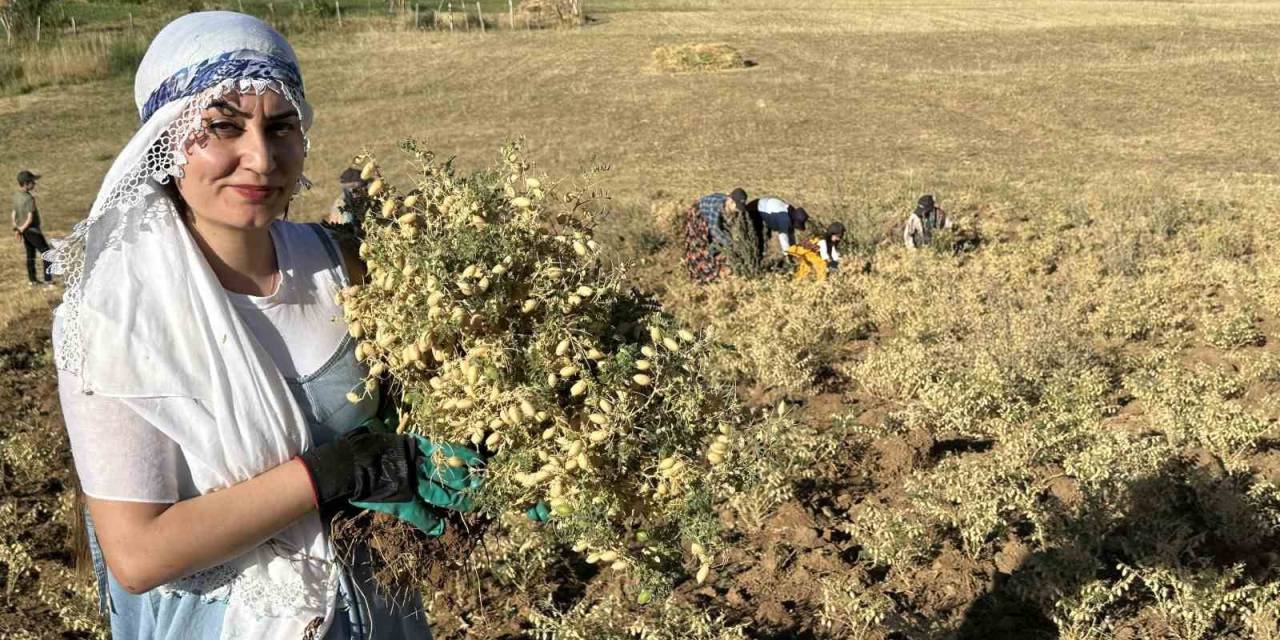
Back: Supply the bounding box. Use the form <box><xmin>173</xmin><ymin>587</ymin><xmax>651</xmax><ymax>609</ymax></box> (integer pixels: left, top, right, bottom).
<box><xmin>0</xmin><ymin>0</ymin><xmax>63</xmax><ymax>43</ymax></box>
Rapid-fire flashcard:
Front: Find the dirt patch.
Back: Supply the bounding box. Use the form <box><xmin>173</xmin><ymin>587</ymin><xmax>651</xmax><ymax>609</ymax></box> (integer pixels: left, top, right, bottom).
<box><xmin>0</xmin><ymin>308</ymin><xmax>102</xmax><ymax>638</ymax></box>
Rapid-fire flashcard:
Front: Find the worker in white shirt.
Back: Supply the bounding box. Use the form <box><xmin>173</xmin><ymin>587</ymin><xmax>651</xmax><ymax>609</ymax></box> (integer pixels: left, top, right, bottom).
<box><xmin>746</xmin><ymin>195</ymin><xmax>808</xmax><ymax>258</ymax></box>
<box><xmin>818</xmin><ymin>222</ymin><xmax>844</xmax><ymax>270</ymax></box>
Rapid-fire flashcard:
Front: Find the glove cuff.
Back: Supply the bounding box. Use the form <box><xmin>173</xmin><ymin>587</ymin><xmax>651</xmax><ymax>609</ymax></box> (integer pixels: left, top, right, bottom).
<box><xmin>292</xmin><ymin>455</ymin><xmax>321</xmax><ymax>508</ymax></box>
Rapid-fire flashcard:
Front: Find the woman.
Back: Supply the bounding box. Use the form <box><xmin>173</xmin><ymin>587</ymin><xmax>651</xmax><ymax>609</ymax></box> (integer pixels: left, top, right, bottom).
<box><xmin>746</xmin><ymin>195</ymin><xmax>808</xmax><ymax>257</ymax></box>
<box><xmin>51</xmin><ymin>12</ymin><xmax>436</xmax><ymax>639</ymax></box>
<box><xmin>818</xmin><ymin>221</ymin><xmax>844</xmax><ymax>271</ymax></box>
<box><xmin>682</xmin><ymin>192</ymin><xmax>732</xmax><ymax>283</ymax></box>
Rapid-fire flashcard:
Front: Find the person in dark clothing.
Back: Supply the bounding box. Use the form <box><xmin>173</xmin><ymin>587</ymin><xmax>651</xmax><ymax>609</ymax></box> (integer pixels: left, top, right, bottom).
<box><xmin>326</xmin><ymin>167</ymin><xmax>370</xmax><ymax>226</ymax></box>
<box><xmin>11</xmin><ymin>170</ymin><xmax>52</xmax><ymax>286</ymax></box>
<box><xmin>683</xmin><ymin>192</ymin><xmax>731</xmax><ymax>283</ymax></box>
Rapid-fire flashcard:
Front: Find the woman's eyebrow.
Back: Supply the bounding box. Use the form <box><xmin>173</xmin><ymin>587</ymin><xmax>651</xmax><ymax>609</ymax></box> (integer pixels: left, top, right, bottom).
<box><xmin>265</xmin><ymin>109</ymin><xmax>300</xmax><ymax>122</ymax></box>
<box><xmin>205</xmin><ymin>99</ymin><xmax>297</xmax><ymax>121</ymax></box>
<box><xmin>207</xmin><ymin>99</ymin><xmax>249</xmax><ymax>117</ymax></box>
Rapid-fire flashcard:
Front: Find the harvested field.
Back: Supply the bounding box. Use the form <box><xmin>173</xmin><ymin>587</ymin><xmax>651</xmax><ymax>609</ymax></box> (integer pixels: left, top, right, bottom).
<box><xmin>3</xmin><ymin>0</ymin><xmax>1280</xmax><ymax>638</ymax></box>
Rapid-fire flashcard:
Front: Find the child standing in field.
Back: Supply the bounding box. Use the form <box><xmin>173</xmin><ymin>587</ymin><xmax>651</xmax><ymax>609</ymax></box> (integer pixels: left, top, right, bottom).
<box><xmin>50</xmin><ymin>12</ymin><xmax>463</xmax><ymax>639</ymax></box>
<box><xmin>11</xmin><ymin>170</ymin><xmax>52</xmax><ymax>286</ymax></box>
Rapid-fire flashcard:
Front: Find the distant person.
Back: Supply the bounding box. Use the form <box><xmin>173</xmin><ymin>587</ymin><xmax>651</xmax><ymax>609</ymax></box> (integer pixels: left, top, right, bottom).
<box><xmin>326</xmin><ymin>167</ymin><xmax>369</xmax><ymax>225</ymax></box>
<box><xmin>11</xmin><ymin>170</ymin><xmax>52</xmax><ymax>286</ymax></box>
<box><xmin>682</xmin><ymin>188</ymin><xmax>746</xmax><ymax>283</ymax></box>
<box><xmin>818</xmin><ymin>221</ymin><xmax>844</xmax><ymax>271</ymax></box>
<box><xmin>746</xmin><ymin>195</ymin><xmax>808</xmax><ymax>258</ymax></box>
<box><xmin>788</xmin><ymin>221</ymin><xmax>845</xmax><ymax>281</ymax></box>
<box><xmin>903</xmin><ymin>194</ymin><xmax>949</xmax><ymax>250</ymax></box>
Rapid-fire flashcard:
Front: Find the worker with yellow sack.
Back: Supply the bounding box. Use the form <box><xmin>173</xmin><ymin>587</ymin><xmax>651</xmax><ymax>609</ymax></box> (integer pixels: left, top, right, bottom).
<box><xmin>789</xmin><ymin>221</ymin><xmax>845</xmax><ymax>281</ymax></box>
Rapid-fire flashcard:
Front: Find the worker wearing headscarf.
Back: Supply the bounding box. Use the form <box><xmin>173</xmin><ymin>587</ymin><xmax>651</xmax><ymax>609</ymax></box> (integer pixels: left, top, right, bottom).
<box><xmin>50</xmin><ymin>12</ymin><xmax>439</xmax><ymax>639</ymax></box>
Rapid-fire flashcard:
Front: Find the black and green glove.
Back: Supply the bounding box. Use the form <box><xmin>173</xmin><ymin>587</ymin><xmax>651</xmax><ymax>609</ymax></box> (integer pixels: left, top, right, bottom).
<box><xmin>296</xmin><ymin>427</ymin><xmax>422</xmax><ymax>508</ymax></box>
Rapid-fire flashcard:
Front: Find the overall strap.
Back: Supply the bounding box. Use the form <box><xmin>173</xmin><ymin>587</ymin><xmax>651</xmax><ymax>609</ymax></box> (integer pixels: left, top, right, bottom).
<box><xmin>305</xmin><ymin>223</ymin><xmax>349</xmax><ymax>288</ymax></box>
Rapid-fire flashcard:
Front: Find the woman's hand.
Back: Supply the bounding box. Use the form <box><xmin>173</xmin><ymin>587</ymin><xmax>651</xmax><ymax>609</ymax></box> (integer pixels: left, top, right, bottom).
<box><xmin>295</xmin><ymin>428</ymin><xmax>422</xmax><ymax>508</ymax></box>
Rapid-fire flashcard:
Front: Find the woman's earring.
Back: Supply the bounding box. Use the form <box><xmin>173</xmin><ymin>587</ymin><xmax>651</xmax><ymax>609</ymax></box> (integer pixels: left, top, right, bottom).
<box><xmin>293</xmin><ymin>174</ymin><xmax>313</xmax><ymax>199</ymax></box>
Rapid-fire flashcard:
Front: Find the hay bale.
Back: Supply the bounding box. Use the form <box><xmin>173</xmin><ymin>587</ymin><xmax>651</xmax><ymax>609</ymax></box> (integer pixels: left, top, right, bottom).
<box><xmin>652</xmin><ymin>43</ymin><xmax>746</xmax><ymax>73</ymax></box>
<box><xmin>515</xmin><ymin>0</ymin><xmax>585</xmax><ymax>28</ymax></box>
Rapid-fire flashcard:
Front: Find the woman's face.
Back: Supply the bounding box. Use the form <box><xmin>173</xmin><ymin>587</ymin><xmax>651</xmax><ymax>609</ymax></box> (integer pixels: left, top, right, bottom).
<box><xmin>177</xmin><ymin>90</ymin><xmax>304</xmax><ymax>231</ymax></box>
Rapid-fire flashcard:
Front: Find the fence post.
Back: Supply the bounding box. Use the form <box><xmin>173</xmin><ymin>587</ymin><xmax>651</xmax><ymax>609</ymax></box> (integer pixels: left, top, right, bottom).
<box><xmin>447</xmin><ymin>2</ymin><xmax>453</xmax><ymax>31</ymax></box>
<box><xmin>238</xmin><ymin>0</ymin><xmax>245</xmax><ymax>12</ymax></box>
<box><xmin>477</xmin><ymin>2</ymin><xmax>484</xmax><ymax>32</ymax></box>
<box><xmin>415</xmin><ymin>4</ymin><xmax>420</xmax><ymax>28</ymax></box>
<box><xmin>336</xmin><ymin>1</ymin><xmax>342</xmax><ymax>26</ymax></box>
<box><xmin>128</xmin><ymin>12</ymin><xmax>134</xmax><ymax>31</ymax></box>
<box><xmin>35</xmin><ymin>15</ymin><xmax>40</xmax><ymax>42</ymax></box>
<box><xmin>70</xmin><ymin>16</ymin><xmax>76</xmax><ymax>35</ymax></box>
<box><xmin>508</xmin><ymin>0</ymin><xmax>514</xmax><ymax>29</ymax></box>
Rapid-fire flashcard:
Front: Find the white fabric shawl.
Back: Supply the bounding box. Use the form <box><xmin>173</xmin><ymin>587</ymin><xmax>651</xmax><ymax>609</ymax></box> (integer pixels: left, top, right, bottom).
<box><xmin>50</xmin><ymin>12</ymin><xmax>341</xmax><ymax>640</ymax></box>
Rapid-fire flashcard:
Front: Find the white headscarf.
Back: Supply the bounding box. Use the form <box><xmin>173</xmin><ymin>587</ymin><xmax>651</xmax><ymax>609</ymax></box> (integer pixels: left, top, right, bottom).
<box><xmin>50</xmin><ymin>12</ymin><xmax>341</xmax><ymax>639</ymax></box>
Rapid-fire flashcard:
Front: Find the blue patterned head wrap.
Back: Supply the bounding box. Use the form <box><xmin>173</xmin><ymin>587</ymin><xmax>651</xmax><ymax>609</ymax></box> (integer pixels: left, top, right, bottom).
<box><xmin>140</xmin><ymin>49</ymin><xmax>304</xmax><ymax>125</ymax></box>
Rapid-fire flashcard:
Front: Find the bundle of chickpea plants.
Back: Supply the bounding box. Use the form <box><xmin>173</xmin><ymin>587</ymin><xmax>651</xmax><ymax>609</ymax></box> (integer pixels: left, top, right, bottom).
<box><xmin>334</xmin><ymin>140</ymin><xmax>810</xmax><ymax>630</ymax></box>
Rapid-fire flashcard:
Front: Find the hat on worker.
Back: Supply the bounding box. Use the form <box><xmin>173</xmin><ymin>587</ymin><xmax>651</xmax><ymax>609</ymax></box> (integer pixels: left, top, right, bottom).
<box><xmin>339</xmin><ymin>167</ymin><xmax>365</xmax><ymax>185</ymax></box>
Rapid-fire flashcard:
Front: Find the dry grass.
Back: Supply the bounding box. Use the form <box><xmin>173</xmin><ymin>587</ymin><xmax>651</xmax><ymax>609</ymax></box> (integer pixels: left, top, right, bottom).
<box><xmin>652</xmin><ymin>42</ymin><xmax>745</xmax><ymax>72</ymax></box>
<box><xmin>4</xmin><ymin>0</ymin><xmax>1280</xmax><ymax>636</ymax></box>
<box><xmin>0</xmin><ymin>32</ymin><xmax>147</xmax><ymax>94</ymax></box>
<box><xmin>7</xmin><ymin>0</ymin><xmax>1280</xmax><ymax>237</ymax></box>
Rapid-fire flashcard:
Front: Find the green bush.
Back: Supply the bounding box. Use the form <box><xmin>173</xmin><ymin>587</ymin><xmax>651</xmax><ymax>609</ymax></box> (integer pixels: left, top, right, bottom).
<box><xmin>1</xmin><ymin>0</ymin><xmax>64</xmax><ymax>40</ymax></box>
<box><xmin>105</xmin><ymin>34</ymin><xmax>147</xmax><ymax>77</ymax></box>
<box><xmin>0</xmin><ymin>54</ymin><xmax>24</xmax><ymax>92</ymax></box>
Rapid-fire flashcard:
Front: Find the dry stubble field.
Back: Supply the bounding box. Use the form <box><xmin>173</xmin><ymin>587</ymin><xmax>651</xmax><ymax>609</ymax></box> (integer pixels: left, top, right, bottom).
<box><xmin>4</xmin><ymin>1</ymin><xmax>1280</xmax><ymax>638</ymax></box>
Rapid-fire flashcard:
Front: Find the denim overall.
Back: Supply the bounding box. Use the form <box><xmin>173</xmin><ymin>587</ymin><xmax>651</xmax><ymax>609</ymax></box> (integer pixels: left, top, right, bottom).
<box><xmin>84</xmin><ymin>225</ymin><xmax>431</xmax><ymax>639</ymax></box>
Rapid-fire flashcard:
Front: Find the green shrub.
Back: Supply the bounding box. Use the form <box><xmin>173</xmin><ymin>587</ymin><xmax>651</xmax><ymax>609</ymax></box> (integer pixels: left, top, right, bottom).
<box><xmin>105</xmin><ymin>34</ymin><xmax>147</xmax><ymax>77</ymax></box>
<box><xmin>0</xmin><ymin>53</ymin><xmax>24</xmax><ymax>92</ymax></box>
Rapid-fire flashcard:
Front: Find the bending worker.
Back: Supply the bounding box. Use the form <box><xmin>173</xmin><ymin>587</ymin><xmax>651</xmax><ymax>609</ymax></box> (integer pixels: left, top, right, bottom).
<box><xmin>789</xmin><ymin>221</ymin><xmax>845</xmax><ymax>281</ymax></box>
<box><xmin>682</xmin><ymin>188</ymin><xmax>748</xmax><ymax>283</ymax></box>
<box><xmin>904</xmin><ymin>194</ymin><xmax>950</xmax><ymax>250</ymax></box>
<box><xmin>747</xmin><ymin>195</ymin><xmax>808</xmax><ymax>258</ymax></box>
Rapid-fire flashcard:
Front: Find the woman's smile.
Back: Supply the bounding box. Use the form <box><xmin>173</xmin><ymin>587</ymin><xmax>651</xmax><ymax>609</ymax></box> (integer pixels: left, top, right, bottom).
<box><xmin>228</xmin><ymin>184</ymin><xmax>280</xmax><ymax>203</ymax></box>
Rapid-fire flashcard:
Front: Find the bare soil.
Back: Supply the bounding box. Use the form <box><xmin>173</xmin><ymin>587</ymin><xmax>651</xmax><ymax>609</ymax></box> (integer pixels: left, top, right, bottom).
<box><xmin>0</xmin><ymin>307</ymin><xmax>101</xmax><ymax>639</ymax></box>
